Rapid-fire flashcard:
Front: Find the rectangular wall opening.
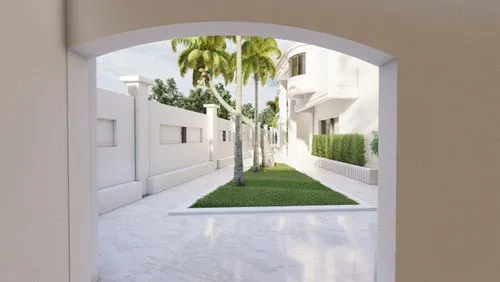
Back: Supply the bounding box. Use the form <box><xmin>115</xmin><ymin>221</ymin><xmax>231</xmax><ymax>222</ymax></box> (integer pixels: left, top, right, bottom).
<box><xmin>97</xmin><ymin>118</ymin><xmax>117</xmax><ymax>147</ymax></box>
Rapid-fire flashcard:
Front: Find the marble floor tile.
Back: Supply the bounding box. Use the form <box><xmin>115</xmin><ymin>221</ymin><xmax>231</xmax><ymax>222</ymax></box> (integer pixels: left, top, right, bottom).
<box><xmin>98</xmin><ymin>161</ymin><xmax>377</xmax><ymax>282</ymax></box>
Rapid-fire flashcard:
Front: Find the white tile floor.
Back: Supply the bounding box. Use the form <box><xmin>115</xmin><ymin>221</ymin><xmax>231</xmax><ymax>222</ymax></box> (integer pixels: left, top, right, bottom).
<box><xmin>98</xmin><ymin>160</ymin><xmax>378</xmax><ymax>282</ymax></box>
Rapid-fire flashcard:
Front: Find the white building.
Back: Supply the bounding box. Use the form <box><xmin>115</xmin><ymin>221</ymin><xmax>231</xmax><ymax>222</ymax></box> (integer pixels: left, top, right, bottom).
<box><xmin>276</xmin><ymin>43</ymin><xmax>379</xmax><ymax>168</ymax></box>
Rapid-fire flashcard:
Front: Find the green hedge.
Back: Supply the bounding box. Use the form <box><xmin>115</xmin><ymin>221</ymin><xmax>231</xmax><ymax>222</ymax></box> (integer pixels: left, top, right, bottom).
<box><xmin>312</xmin><ymin>134</ymin><xmax>367</xmax><ymax>167</ymax></box>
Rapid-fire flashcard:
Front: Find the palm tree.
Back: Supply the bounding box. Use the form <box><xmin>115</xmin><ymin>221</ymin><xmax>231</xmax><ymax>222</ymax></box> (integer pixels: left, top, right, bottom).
<box><xmin>170</xmin><ymin>36</ymin><xmax>235</xmax><ymax>112</ymax></box>
<box><xmin>266</xmin><ymin>95</ymin><xmax>280</xmax><ymax>128</ymax></box>
<box><xmin>171</xmin><ymin>35</ymin><xmax>246</xmax><ymax>185</ymax></box>
<box><xmin>233</xmin><ymin>35</ymin><xmax>244</xmax><ymax>185</ymax></box>
<box><xmin>241</xmin><ymin>37</ymin><xmax>281</xmax><ymax>170</ymax></box>
<box><xmin>266</xmin><ymin>95</ymin><xmax>279</xmax><ymax>114</ymax></box>
<box><xmin>171</xmin><ymin>36</ymin><xmax>253</xmax><ymax>124</ymax></box>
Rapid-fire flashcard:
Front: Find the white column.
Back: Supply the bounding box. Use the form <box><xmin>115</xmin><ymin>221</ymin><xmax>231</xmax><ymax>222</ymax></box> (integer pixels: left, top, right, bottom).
<box><xmin>278</xmin><ymin>81</ymin><xmax>288</xmax><ymax>150</ymax></box>
<box><xmin>204</xmin><ymin>104</ymin><xmax>219</xmax><ymax>162</ymax></box>
<box><xmin>67</xmin><ymin>52</ymin><xmax>97</xmax><ymax>282</ymax></box>
<box><xmin>120</xmin><ymin>75</ymin><xmax>152</xmax><ymax>196</ymax></box>
<box><xmin>376</xmin><ymin>60</ymin><xmax>398</xmax><ymax>282</ymax></box>
<box><xmin>263</xmin><ymin>125</ymin><xmax>269</xmax><ymax>149</ymax></box>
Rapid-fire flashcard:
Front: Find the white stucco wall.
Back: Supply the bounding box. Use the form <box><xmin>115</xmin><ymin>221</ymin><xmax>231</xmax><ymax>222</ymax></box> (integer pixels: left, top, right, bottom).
<box><xmin>312</xmin><ymin>55</ymin><xmax>379</xmax><ymax>168</ymax></box>
<box><xmin>216</xmin><ymin>118</ymin><xmax>234</xmax><ymax>160</ymax></box>
<box><xmin>277</xmin><ymin>82</ymin><xmax>288</xmax><ymax>157</ymax></box>
<box><xmin>280</xmin><ymin>44</ymin><xmax>380</xmax><ymax>168</ymax></box>
<box><xmin>242</xmin><ymin>124</ymin><xmax>252</xmax><ymax>153</ymax></box>
<box><xmin>149</xmin><ymin>101</ymin><xmax>210</xmax><ymax>176</ymax></box>
<box><xmin>214</xmin><ymin>118</ymin><xmax>253</xmax><ymax>161</ymax></box>
<box><xmin>286</xmin><ymin>99</ymin><xmax>314</xmax><ymax>163</ymax></box>
<box><xmin>286</xmin><ymin>44</ymin><xmax>330</xmax><ymax>95</ymax></box>
<box><xmin>96</xmin><ymin>89</ymin><xmax>136</xmax><ymax>188</ymax></box>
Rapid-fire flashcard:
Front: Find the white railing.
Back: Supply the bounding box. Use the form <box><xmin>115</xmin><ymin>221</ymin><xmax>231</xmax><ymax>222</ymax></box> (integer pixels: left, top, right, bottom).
<box><xmin>312</xmin><ymin>156</ymin><xmax>378</xmax><ymax>185</ymax></box>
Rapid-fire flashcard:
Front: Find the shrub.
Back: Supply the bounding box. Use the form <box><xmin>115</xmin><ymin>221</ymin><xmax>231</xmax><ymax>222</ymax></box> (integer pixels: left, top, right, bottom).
<box><xmin>370</xmin><ymin>131</ymin><xmax>379</xmax><ymax>156</ymax></box>
<box><xmin>331</xmin><ymin>135</ymin><xmax>343</xmax><ymax>161</ymax></box>
<box><xmin>312</xmin><ymin>136</ymin><xmax>318</xmax><ymax>156</ymax></box>
<box><xmin>312</xmin><ymin>133</ymin><xmax>367</xmax><ymax>166</ymax></box>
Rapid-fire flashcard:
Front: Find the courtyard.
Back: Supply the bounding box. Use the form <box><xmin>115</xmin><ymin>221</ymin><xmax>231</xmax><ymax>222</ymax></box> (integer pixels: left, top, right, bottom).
<box><xmin>98</xmin><ymin>161</ymin><xmax>377</xmax><ymax>282</ymax></box>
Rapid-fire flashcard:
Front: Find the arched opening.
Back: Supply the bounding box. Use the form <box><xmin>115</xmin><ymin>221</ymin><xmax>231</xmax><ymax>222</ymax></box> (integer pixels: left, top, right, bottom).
<box><xmin>68</xmin><ymin>22</ymin><xmax>397</xmax><ymax>282</ymax></box>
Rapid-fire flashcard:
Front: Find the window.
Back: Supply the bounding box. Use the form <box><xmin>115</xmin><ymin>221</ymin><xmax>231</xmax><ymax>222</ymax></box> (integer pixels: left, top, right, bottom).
<box><xmin>222</xmin><ymin>130</ymin><xmax>227</xmax><ymax>142</ymax></box>
<box><xmin>330</xmin><ymin>118</ymin><xmax>339</xmax><ymax>134</ymax></box>
<box><xmin>320</xmin><ymin>120</ymin><xmax>327</xmax><ymax>134</ymax></box>
<box><xmin>227</xmin><ymin>131</ymin><xmax>232</xmax><ymax>142</ymax></box>
<box><xmin>289</xmin><ymin>53</ymin><xmax>306</xmax><ymax>77</ymax></box>
<box><xmin>319</xmin><ymin>118</ymin><xmax>339</xmax><ymax>134</ymax></box>
<box><xmin>181</xmin><ymin>126</ymin><xmax>187</xmax><ymax>143</ymax></box>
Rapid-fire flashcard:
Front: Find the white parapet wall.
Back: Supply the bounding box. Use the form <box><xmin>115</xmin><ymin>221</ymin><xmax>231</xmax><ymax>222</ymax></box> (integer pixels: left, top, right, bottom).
<box><xmin>96</xmin><ymin>88</ymin><xmax>142</xmax><ymax>214</ymax></box>
<box><xmin>147</xmin><ymin>161</ymin><xmax>217</xmax><ymax>194</ymax></box>
<box><xmin>215</xmin><ymin>117</ymin><xmax>235</xmax><ymax>160</ymax></box>
<box><xmin>312</xmin><ymin>156</ymin><xmax>378</xmax><ymax>185</ymax></box>
<box><xmin>98</xmin><ymin>181</ymin><xmax>142</xmax><ymax>214</ymax></box>
<box><xmin>217</xmin><ymin>151</ymin><xmax>253</xmax><ymax>169</ymax></box>
<box><xmin>149</xmin><ymin>101</ymin><xmax>211</xmax><ymax>175</ymax></box>
<box><xmin>147</xmin><ymin>101</ymin><xmax>214</xmax><ymax>194</ymax></box>
<box><xmin>96</xmin><ymin>77</ymin><xmax>258</xmax><ymax>213</ymax></box>
<box><xmin>214</xmin><ymin>118</ymin><xmax>253</xmax><ymax>168</ymax></box>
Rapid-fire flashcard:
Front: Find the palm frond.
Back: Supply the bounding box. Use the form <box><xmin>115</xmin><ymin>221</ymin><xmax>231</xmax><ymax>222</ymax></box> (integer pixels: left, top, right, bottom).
<box><xmin>187</xmin><ymin>49</ymin><xmax>204</xmax><ymax>68</ymax></box>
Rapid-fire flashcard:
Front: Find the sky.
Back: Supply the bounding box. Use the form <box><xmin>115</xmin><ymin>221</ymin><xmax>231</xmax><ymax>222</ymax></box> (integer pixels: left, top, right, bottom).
<box><xmin>97</xmin><ymin>38</ymin><xmax>299</xmax><ymax>109</ymax></box>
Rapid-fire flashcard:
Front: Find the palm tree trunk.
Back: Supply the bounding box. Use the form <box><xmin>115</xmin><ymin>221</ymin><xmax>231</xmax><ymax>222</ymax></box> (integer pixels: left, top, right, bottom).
<box><xmin>261</xmin><ymin>126</ymin><xmax>266</xmax><ymax>167</ymax></box>
<box><xmin>207</xmin><ymin>80</ymin><xmax>253</xmax><ymax>125</ymax></box>
<box><xmin>207</xmin><ymin>81</ymin><xmax>235</xmax><ymax>115</ymax></box>
<box><xmin>252</xmin><ymin>75</ymin><xmax>260</xmax><ymax>172</ymax></box>
<box><xmin>233</xmin><ymin>35</ymin><xmax>244</xmax><ymax>186</ymax></box>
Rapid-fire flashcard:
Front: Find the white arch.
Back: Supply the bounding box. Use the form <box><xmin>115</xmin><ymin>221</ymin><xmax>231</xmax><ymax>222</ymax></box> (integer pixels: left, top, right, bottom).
<box><xmin>68</xmin><ymin>21</ymin><xmax>396</xmax><ymax>282</ymax></box>
<box><xmin>71</xmin><ymin>22</ymin><xmax>394</xmax><ymax>66</ymax></box>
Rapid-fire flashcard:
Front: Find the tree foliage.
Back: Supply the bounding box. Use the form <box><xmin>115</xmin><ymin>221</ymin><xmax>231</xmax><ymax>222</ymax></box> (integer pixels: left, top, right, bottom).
<box><xmin>259</xmin><ymin>95</ymin><xmax>280</xmax><ymax>127</ymax></box>
<box><xmin>266</xmin><ymin>95</ymin><xmax>279</xmax><ymax>114</ymax></box>
<box><xmin>149</xmin><ymin>78</ymin><xmax>186</xmax><ymax>108</ymax></box>
<box><xmin>185</xmin><ymin>84</ymin><xmax>235</xmax><ymax>119</ymax></box>
<box><xmin>242</xmin><ymin>103</ymin><xmax>255</xmax><ymax>120</ymax></box>
<box><xmin>259</xmin><ymin>106</ymin><xmax>276</xmax><ymax>127</ymax></box>
<box><xmin>171</xmin><ymin>36</ymin><xmax>235</xmax><ymax>87</ymax></box>
<box><xmin>241</xmin><ymin>37</ymin><xmax>281</xmax><ymax>86</ymax></box>
<box><xmin>370</xmin><ymin>131</ymin><xmax>379</xmax><ymax>156</ymax></box>
<box><xmin>150</xmin><ymin>77</ymin><xmax>235</xmax><ymax>119</ymax></box>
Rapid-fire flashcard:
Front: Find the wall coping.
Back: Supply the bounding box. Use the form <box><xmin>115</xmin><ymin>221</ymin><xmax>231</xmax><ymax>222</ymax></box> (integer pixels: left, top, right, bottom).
<box><xmin>203</xmin><ymin>104</ymin><xmax>220</xmax><ymax>109</ymax></box>
<box><xmin>119</xmin><ymin>75</ymin><xmax>153</xmax><ymax>85</ymax></box>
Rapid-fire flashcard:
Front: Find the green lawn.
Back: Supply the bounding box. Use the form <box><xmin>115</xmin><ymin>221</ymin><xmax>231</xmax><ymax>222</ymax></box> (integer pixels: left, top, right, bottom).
<box><xmin>190</xmin><ymin>163</ymin><xmax>358</xmax><ymax>208</ymax></box>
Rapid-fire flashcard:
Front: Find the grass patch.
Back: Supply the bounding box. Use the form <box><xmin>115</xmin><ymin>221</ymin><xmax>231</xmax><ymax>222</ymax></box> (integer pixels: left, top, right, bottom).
<box><xmin>190</xmin><ymin>163</ymin><xmax>358</xmax><ymax>208</ymax></box>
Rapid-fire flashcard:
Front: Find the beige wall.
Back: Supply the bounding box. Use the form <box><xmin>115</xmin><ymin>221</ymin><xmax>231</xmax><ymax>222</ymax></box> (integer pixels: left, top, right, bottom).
<box><xmin>0</xmin><ymin>1</ymin><xmax>497</xmax><ymax>281</ymax></box>
<box><xmin>0</xmin><ymin>0</ymin><xmax>69</xmax><ymax>281</ymax></box>
<box><xmin>67</xmin><ymin>52</ymin><xmax>99</xmax><ymax>282</ymax></box>
<box><xmin>67</xmin><ymin>1</ymin><xmax>500</xmax><ymax>281</ymax></box>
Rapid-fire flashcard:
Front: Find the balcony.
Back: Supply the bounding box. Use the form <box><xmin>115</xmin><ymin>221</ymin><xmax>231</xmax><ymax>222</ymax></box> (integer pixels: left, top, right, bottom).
<box><xmin>293</xmin><ymin>86</ymin><xmax>358</xmax><ymax>113</ymax></box>
<box><xmin>287</xmin><ymin>74</ymin><xmax>316</xmax><ymax>99</ymax></box>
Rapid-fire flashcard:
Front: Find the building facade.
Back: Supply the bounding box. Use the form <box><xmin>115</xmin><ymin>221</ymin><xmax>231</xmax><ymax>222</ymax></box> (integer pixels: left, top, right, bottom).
<box><xmin>276</xmin><ymin>44</ymin><xmax>379</xmax><ymax>168</ymax></box>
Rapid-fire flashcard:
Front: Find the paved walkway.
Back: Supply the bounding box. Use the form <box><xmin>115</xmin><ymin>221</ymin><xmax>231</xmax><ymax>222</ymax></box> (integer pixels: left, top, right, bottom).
<box><xmin>98</xmin><ymin>160</ymin><xmax>378</xmax><ymax>282</ymax></box>
<box><xmin>287</xmin><ymin>160</ymin><xmax>378</xmax><ymax>207</ymax></box>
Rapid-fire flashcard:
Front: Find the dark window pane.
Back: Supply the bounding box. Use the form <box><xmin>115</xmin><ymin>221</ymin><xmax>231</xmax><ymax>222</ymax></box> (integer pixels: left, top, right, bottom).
<box><xmin>289</xmin><ymin>53</ymin><xmax>306</xmax><ymax>77</ymax></box>
<box><xmin>298</xmin><ymin>53</ymin><xmax>306</xmax><ymax>75</ymax></box>
<box><xmin>181</xmin><ymin>127</ymin><xmax>187</xmax><ymax>143</ymax></box>
<box><xmin>320</xmin><ymin>120</ymin><xmax>326</xmax><ymax>134</ymax></box>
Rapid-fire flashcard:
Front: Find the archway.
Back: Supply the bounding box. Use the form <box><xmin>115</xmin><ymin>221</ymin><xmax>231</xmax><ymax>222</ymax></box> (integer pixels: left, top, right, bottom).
<box><xmin>68</xmin><ymin>22</ymin><xmax>397</xmax><ymax>282</ymax></box>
